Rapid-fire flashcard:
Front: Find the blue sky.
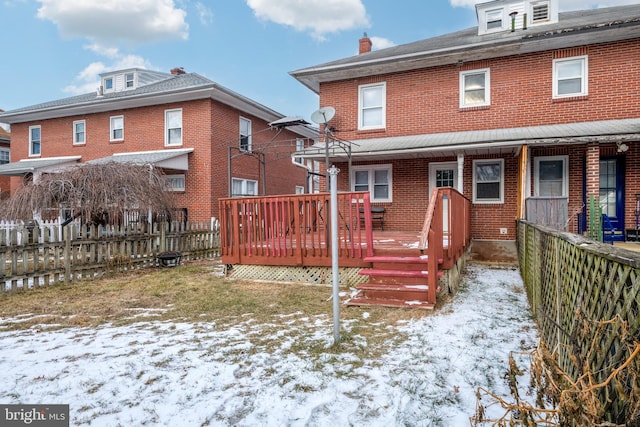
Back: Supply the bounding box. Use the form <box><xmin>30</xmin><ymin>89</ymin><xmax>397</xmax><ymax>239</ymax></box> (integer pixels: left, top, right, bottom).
<box><xmin>1</xmin><ymin>0</ymin><xmax>638</xmax><ymax>125</ymax></box>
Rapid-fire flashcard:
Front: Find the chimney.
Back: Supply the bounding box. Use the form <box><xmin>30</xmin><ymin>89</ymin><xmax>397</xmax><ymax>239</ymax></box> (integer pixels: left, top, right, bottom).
<box><xmin>170</xmin><ymin>67</ymin><xmax>186</xmax><ymax>75</ymax></box>
<box><xmin>359</xmin><ymin>33</ymin><xmax>372</xmax><ymax>54</ymax></box>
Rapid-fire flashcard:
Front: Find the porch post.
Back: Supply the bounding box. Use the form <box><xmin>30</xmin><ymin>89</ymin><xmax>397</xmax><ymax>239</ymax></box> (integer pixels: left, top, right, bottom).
<box><xmin>586</xmin><ymin>142</ymin><xmax>600</xmax><ymax>233</ymax></box>
<box><xmin>456</xmin><ymin>153</ymin><xmax>464</xmax><ymax>194</ymax></box>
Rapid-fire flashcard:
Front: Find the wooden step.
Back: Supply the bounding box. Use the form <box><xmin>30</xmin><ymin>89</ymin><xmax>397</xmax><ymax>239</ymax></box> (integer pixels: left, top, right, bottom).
<box><xmin>364</xmin><ymin>255</ymin><xmax>429</xmax><ymax>264</ymax></box>
<box><xmin>358</xmin><ymin>268</ymin><xmax>429</xmax><ymax>277</ymax></box>
<box><xmin>346</xmin><ymin>294</ymin><xmax>435</xmax><ymax>310</ymax></box>
<box><xmin>355</xmin><ymin>283</ymin><xmax>431</xmax><ymax>300</ymax></box>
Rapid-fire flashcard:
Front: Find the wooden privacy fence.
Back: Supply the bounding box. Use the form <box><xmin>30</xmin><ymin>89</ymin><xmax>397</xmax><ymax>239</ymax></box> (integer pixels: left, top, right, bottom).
<box><xmin>219</xmin><ymin>192</ymin><xmax>373</xmax><ymax>267</ymax></box>
<box><xmin>517</xmin><ymin>220</ymin><xmax>640</xmax><ymax>423</ymax></box>
<box><xmin>0</xmin><ymin>220</ymin><xmax>220</xmax><ymax>291</ymax></box>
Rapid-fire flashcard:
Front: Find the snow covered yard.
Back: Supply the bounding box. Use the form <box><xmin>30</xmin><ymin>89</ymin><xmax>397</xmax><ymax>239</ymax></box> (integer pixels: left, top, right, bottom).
<box><xmin>0</xmin><ymin>264</ymin><xmax>538</xmax><ymax>426</ymax></box>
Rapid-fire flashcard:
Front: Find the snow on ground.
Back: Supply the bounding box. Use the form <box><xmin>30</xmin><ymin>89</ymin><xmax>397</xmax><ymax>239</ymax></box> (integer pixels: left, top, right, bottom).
<box><xmin>0</xmin><ymin>264</ymin><xmax>538</xmax><ymax>426</ymax></box>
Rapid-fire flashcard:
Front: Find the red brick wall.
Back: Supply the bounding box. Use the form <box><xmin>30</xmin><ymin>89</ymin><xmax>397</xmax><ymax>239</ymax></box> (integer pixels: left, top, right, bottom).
<box><xmin>318</xmin><ymin>39</ymin><xmax>640</xmax><ymax>240</ymax></box>
<box><xmin>8</xmin><ymin>98</ymin><xmax>306</xmax><ymax>222</ymax></box>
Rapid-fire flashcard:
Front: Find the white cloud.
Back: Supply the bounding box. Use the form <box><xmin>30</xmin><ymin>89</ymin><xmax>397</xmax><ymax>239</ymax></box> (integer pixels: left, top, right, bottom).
<box><xmin>36</xmin><ymin>0</ymin><xmax>189</xmax><ymax>45</ymax></box>
<box><xmin>450</xmin><ymin>0</ymin><xmax>640</xmax><ymax>11</ymax></box>
<box><xmin>370</xmin><ymin>36</ymin><xmax>395</xmax><ymax>50</ymax></box>
<box><xmin>246</xmin><ymin>0</ymin><xmax>370</xmax><ymax>41</ymax></box>
<box><xmin>195</xmin><ymin>2</ymin><xmax>213</xmax><ymax>25</ymax></box>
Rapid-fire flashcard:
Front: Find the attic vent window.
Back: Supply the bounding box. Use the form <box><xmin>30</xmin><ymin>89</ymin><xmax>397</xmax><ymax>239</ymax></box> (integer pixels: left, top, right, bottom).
<box><xmin>486</xmin><ymin>9</ymin><xmax>503</xmax><ymax>31</ymax></box>
<box><xmin>532</xmin><ymin>2</ymin><xmax>550</xmax><ymax>22</ymax></box>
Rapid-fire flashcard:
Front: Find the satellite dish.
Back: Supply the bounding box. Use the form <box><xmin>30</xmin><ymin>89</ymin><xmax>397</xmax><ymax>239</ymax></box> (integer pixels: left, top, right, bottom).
<box><xmin>310</xmin><ymin>106</ymin><xmax>335</xmax><ymax>124</ymax></box>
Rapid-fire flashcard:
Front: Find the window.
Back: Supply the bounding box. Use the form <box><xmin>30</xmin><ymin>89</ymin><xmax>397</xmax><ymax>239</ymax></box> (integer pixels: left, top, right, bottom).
<box><xmin>73</xmin><ymin>120</ymin><xmax>85</xmax><ymax>145</ymax></box>
<box><xmin>232</xmin><ymin>178</ymin><xmax>258</xmax><ymax>197</ymax></box>
<box><xmin>125</xmin><ymin>73</ymin><xmax>134</xmax><ymax>88</ymax></box>
<box><xmin>473</xmin><ymin>159</ymin><xmax>503</xmax><ymax>203</ymax></box>
<box><xmin>534</xmin><ymin>155</ymin><xmax>568</xmax><ymax>197</ymax></box>
<box><xmin>0</xmin><ymin>148</ymin><xmax>9</xmax><ymax>165</ymax></box>
<box><xmin>486</xmin><ymin>9</ymin><xmax>504</xmax><ymax>31</ymax></box>
<box><xmin>294</xmin><ymin>138</ymin><xmax>304</xmax><ymax>164</ymax></box>
<box><xmin>295</xmin><ymin>186</ymin><xmax>305</xmax><ymax>194</ymax></box>
<box><xmin>553</xmin><ymin>56</ymin><xmax>588</xmax><ymax>98</ymax></box>
<box><xmin>104</xmin><ymin>77</ymin><xmax>113</xmax><ymax>91</ymax></box>
<box><xmin>351</xmin><ymin>164</ymin><xmax>392</xmax><ymax>202</ymax></box>
<box><xmin>165</xmin><ymin>174</ymin><xmax>186</xmax><ymax>192</ymax></box>
<box><xmin>460</xmin><ymin>68</ymin><xmax>490</xmax><ymax>107</ymax></box>
<box><xmin>165</xmin><ymin>109</ymin><xmax>182</xmax><ymax>146</ymax></box>
<box><xmin>531</xmin><ymin>1</ymin><xmax>550</xmax><ymax>23</ymax></box>
<box><xmin>29</xmin><ymin>125</ymin><xmax>41</xmax><ymax>156</ymax></box>
<box><xmin>240</xmin><ymin>117</ymin><xmax>251</xmax><ymax>152</ymax></box>
<box><xmin>358</xmin><ymin>82</ymin><xmax>386</xmax><ymax>130</ymax></box>
<box><xmin>110</xmin><ymin>116</ymin><xmax>124</xmax><ymax>141</ymax></box>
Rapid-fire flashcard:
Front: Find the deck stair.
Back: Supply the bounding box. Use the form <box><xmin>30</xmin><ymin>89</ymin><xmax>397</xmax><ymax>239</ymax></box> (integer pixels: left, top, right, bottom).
<box><xmin>347</xmin><ymin>254</ymin><xmax>442</xmax><ymax>310</ymax></box>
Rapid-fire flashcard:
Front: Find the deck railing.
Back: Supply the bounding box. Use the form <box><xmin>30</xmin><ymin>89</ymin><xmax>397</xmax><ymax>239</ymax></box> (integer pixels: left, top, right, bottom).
<box><xmin>418</xmin><ymin>187</ymin><xmax>472</xmax><ymax>302</ymax></box>
<box><xmin>219</xmin><ymin>192</ymin><xmax>374</xmax><ymax>267</ymax></box>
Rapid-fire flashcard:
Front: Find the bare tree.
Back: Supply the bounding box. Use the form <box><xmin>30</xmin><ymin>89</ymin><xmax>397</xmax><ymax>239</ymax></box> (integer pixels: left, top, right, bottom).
<box><xmin>0</xmin><ymin>162</ymin><xmax>177</xmax><ymax>224</ymax></box>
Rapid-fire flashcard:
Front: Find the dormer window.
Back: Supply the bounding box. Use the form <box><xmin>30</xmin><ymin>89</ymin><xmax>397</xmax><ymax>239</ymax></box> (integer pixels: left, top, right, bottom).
<box><xmin>531</xmin><ymin>1</ymin><xmax>550</xmax><ymax>23</ymax></box>
<box><xmin>104</xmin><ymin>77</ymin><xmax>113</xmax><ymax>90</ymax></box>
<box><xmin>125</xmin><ymin>73</ymin><xmax>134</xmax><ymax>88</ymax></box>
<box><xmin>486</xmin><ymin>9</ymin><xmax>504</xmax><ymax>31</ymax></box>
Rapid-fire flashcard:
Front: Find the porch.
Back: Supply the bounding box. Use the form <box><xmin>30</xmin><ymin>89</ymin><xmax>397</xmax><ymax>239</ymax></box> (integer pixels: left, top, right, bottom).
<box><xmin>219</xmin><ymin>188</ymin><xmax>471</xmax><ymax>308</ymax></box>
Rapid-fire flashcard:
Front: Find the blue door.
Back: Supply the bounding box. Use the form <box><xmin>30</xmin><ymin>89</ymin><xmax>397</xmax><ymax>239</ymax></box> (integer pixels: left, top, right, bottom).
<box><xmin>600</xmin><ymin>156</ymin><xmax>625</xmax><ymax>233</ymax></box>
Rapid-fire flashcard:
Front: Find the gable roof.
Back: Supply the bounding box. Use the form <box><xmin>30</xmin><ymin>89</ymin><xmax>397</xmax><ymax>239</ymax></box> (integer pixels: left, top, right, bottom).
<box><xmin>291</xmin><ymin>5</ymin><xmax>640</xmax><ymax>92</ymax></box>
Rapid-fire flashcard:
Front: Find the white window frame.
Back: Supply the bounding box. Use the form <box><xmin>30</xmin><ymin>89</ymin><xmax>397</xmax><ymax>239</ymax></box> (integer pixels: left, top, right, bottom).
<box><xmin>534</xmin><ymin>155</ymin><xmax>569</xmax><ymax>197</ymax></box>
<box><xmin>472</xmin><ymin>159</ymin><xmax>504</xmax><ymax>204</ymax></box>
<box><xmin>0</xmin><ymin>148</ymin><xmax>10</xmax><ymax>165</ymax></box>
<box><xmin>73</xmin><ymin>120</ymin><xmax>86</xmax><ymax>145</ymax></box>
<box><xmin>295</xmin><ymin>185</ymin><xmax>305</xmax><ymax>194</ymax></box>
<box><xmin>553</xmin><ymin>56</ymin><xmax>588</xmax><ymax>99</ymax></box>
<box><xmin>165</xmin><ymin>174</ymin><xmax>186</xmax><ymax>192</ymax></box>
<box><xmin>294</xmin><ymin>138</ymin><xmax>304</xmax><ymax>164</ymax></box>
<box><xmin>110</xmin><ymin>115</ymin><xmax>124</xmax><ymax>141</ymax></box>
<box><xmin>125</xmin><ymin>73</ymin><xmax>135</xmax><ymax>89</ymax></box>
<box><xmin>231</xmin><ymin>177</ymin><xmax>258</xmax><ymax>197</ymax></box>
<box><xmin>104</xmin><ymin>77</ymin><xmax>113</xmax><ymax>92</ymax></box>
<box><xmin>530</xmin><ymin>1</ymin><xmax>550</xmax><ymax>23</ymax></box>
<box><xmin>485</xmin><ymin>8</ymin><xmax>504</xmax><ymax>32</ymax></box>
<box><xmin>239</xmin><ymin>117</ymin><xmax>252</xmax><ymax>152</ymax></box>
<box><xmin>429</xmin><ymin>161</ymin><xmax>458</xmax><ymax>195</ymax></box>
<box><xmin>460</xmin><ymin>68</ymin><xmax>490</xmax><ymax>108</ymax></box>
<box><xmin>358</xmin><ymin>82</ymin><xmax>386</xmax><ymax>130</ymax></box>
<box><xmin>29</xmin><ymin>125</ymin><xmax>41</xmax><ymax>157</ymax></box>
<box><xmin>350</xmin><ymin>164</ymin><xmax>392</xmax><ymax>203</ymax></box>
<box><xmin>165</xmin><ymin>109</ymin><xmax>183</xmax><ymax>146</ymax></box>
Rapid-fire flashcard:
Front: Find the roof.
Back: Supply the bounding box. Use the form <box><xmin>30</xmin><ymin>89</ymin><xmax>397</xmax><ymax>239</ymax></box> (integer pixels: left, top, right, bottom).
<box><xmin>0</xmin><ymin>156</ymin><xmax>81</xmax><ymax>176</ymax></box>
<box><xmin>0</xmin><ymin>72</ymin><xmax>317</xmax><ymax>139</ymax></box>
<box><xmin>88</xmin><ymin>148</ymin><xmax>194</xmax><ymax>171</ymax></box>
<box><xmin>291</xmin><ymin>5</ymin><xmax>640</xmax><ymax>92</ymax></box>
<box><xmin>298</xmin><ymin>118</ymin><xmax>640</xmax><ymax>161</ymax></box>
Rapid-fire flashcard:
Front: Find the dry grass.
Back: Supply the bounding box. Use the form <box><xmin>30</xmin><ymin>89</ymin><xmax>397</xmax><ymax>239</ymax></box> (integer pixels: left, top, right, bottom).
<box><xmin>0</xmin><ymin>260</ymin><xmax>433</xmax><ymax>359</ymax></box>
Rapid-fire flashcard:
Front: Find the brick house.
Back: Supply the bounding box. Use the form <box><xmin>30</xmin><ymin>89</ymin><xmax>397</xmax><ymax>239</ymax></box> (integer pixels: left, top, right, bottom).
<box><xmin>0</xmin><ymin>114</ymin><xmax>10</xmax><ymax>199</ymax></box>
<box><xmin>290</xmin><ymin>1</ymin><xmax>640</xmax><ymax>253</ymax></box>
<box><xmin>0</xmin><ymin>68</ymin><xmax>315</xmax><ymax>222</ymax></box>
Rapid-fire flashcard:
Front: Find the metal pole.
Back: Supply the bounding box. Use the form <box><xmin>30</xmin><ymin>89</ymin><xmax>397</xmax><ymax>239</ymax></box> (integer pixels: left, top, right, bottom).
<box><xmin>328</xmin><ymin>165</ymin><xmax>341</xmax><ymax>345</ymax></box>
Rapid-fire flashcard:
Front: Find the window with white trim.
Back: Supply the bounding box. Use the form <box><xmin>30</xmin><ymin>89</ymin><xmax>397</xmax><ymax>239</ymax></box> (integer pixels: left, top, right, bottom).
<box><xmin>460</xmin><ymin>68</ymin><xmax>490</xmax><ymax>107</ymax></box>
<box><xmin>473</xmin><ymin>159</ymin><xmax>503</xmax><ymax>203</ymax></box>
<box><xmin>294</xmin><ymin>138</ymin><xmax>304</xmax><ymax>164</ymax></box>
<box><xmin>125</xmin><ymin>73</ymin><xmax>134</xmax><ymax>88</ymax></box>
<box><xmin>29</xmin><ymin>125</ymin><xmax>41</xmax><ymax>156</ymax></box>
<box><xmin>110</xmin><ymin>116</ymin><xmax>124</xmax><ymax>141</ymax></box>
<box><xmin>553</xmin><ymin>56</ymin><xmax>588</xmax><ymax>98</ymax></box>
<box><xmin>240</xmin><ymin>117</ymin><xmax>251</xmax><ymax>152</ymax></box>
<box><xmin>232</xmin><ymin>178</ymin><xmax>258</xmax><ymax>197</ymax></box>
<box><xmin>351</xmin><ymin>164</ymin><xmax>392</xmax><ymax>202</ymax></box>
<box><xmin>73</xmin><ymin>120</ymin><xmax>85</xmax><ymax>145</ymax></box>
<box><xmin>165</xmin><ymin>109</ymin><xmax>182</xmax><ymax>146</ymax></box>
<box><xmin>165</xmin><ymin>174</ymin><xmax>186</xmax><ymax>192</ymax></box>
<box><xmin>358</xmin><ymin>82</ymin><xmax>386</xmax><ymax>130</ymax></box>
<box><xmin>531</xmin><ymin>1</ymin><xmax>550</xmax><ymax>23</ymax></box>
<box><xmin>0</xmin><ymin>148</ymin><xmax>9</xmax><ymax>165</ymax></box>
<box><xmin>534</xmin><ymin>155</ymin><xmax>568</xmax><ymax>197</ymax></box>
<box><xmin>104</xmin><ymin>77</ymin><xmax>113</xmax><ymax>91</ymax></box>
<box><xmin>295</xmin><ymin>185</ymin><xmax>305</xmax><ymax>194</ymax></box>
<box><xmin>485</xmin><ymin>8</ymin><xmax>504</xmax><ymax>32</ymax></box>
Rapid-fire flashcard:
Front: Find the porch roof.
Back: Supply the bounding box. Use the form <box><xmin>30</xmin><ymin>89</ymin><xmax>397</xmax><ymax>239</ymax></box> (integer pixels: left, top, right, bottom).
<box><xmin>298</xmin><ymin>118</ymin><xmax>640</xmax><ymax>161</ymax></box>
<box><xmin>0</xmin><ymin>156</ymin><xmax>81</xmax><ymax>176</ymax></box>
<box><xmin>88</xmin><ymin>148</ymin><xmax>194</xmax><ymax>171</ymax></box>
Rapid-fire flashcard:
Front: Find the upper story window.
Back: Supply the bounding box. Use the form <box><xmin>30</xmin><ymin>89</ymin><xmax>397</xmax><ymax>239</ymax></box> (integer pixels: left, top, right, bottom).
<box><xmin>485</xmin><ymin>8</ymin><xmax>504</xmax><ymax>32</ymax></box>
<box><xmin>240</xmin><ymin>117</ymin><xmax>252</xmax><ymax>152</ymax></box>
<box><xmin>473</xmin><ymin>159</ymin><xmax>503</xmax><ymax>204</ymax></box>
<box><xmin>104</xmin><ymin>77</ymin><xmax>113</xmax><ymax>91</ymax></box>
<box><xmin>165</xmin><ymin>109</ymin><xmax>182</xmax><ymax>146</ymax></box>
<box><xmin>294</xmin><ymin>138</ymin><xmax>304</xmax><ymax>164</ymax></box>
<box><xmin>125</xmin><ymin>73</ymin><xmax>134</xmax><ymax>89</ymax></box>
<box><xmin>73</xmin><ymin>120</ymin><xmax>86</xmax><ymax>145</ymax></box>
<box><xmin>358</xmin><ymin>82</ymin><xmax>386</xmax><ymax>130</ymax></box>
<box><xmin>351</xmin><ymin>164</ymin><xmax>392</xmax><ymax>202</ymax></box>
<box><xmin>460</xmin><ymin>68</ymin><xmax>490</xmax><ymax>108</ymax></box>
<box><xmin>29</xmin><ymin>125</ymin><xmax>41</xmax><ymax>157</ymax></box>
<box><xmin>534</xmin><ymin>155</ymin><xmax>568</xmax><ymax>197</ymax></box>
<box><xmin>110</xmin><ymin>116</ymin><xmax>124</xmax><ymax>141</ymax></box>
<box><xmin>0</xmin><ymin>148</ymin><xmax>10</xmax><ymax>165</ymax></box>
<box><xmin>553</xmin><ymin>56</ymin><xmax>588</xmax><ymax>98</ymax></box>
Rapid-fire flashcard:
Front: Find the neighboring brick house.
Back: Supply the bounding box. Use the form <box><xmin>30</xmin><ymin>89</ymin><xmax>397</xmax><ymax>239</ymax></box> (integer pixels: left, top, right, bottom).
<box><xmin>0</xmin><ymin>114</ymin><xmax>10</xmax><ymax>199</ymax></box>
<box><xmin>291</xmin><ymin>1</ymin><xmax>640</xmax><ymax>246</ymax></box>
<box><xmin>0</xmin><ymin>68</ymin><xmax>315</xmax><ymax>222</ymax></box>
